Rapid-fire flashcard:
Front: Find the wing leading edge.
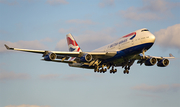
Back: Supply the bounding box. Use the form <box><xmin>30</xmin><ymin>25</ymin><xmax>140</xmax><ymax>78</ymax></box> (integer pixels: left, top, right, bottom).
<box><xmin>4</xmin><ymin>44</ymin><xmax>117</xmax><ymax>62</ymax></box>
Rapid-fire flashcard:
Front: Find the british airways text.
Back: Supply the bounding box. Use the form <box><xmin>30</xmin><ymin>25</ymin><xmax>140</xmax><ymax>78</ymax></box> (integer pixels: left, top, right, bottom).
<box><xmin>109</xmin><ymin>39</ymin><xmax>127</xmax><ymax>48</ymax></box>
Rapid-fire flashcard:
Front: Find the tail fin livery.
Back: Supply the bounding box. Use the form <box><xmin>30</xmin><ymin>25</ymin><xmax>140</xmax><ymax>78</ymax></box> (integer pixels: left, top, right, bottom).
<box><xmin>66</xmin><ymin>33</ymin><xmax>82</xmax><ymax>52</ymax></box>
<box><xmin>66</xmin><ymin>33</ymin><xmax>82</xmax><ymax>62</ymax></box>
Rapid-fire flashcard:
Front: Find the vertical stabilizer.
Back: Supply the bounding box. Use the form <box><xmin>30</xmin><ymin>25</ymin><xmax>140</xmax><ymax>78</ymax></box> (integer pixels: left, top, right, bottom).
<box><xmin>66</xmin><ymin>33</ymin><xmax>82</xmax><ymax>62</ymax></box>
<box><xmin>66</xmin><ymin>33</ymin><xmax>82</xmax><ymax>52</ymax></box>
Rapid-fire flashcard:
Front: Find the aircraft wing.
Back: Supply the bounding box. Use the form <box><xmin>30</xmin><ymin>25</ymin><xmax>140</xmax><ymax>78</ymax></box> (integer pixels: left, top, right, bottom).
<box><xmin>41</xmin><ymin>59</ymin><xmax>75</xmax><ymax>63</ymax></box>
<box><xmin>133</xmin><ymin>53</ymin><xmax>175</xmax><ymax>67</ymax></box>
<box><xmin>4</xmin><ymin>44</ymin><xmax>116</xmax><ymax>59</ymax></box>
<box><xmin>148</xmin><ymin>54</ymin><xmax>175</xmax><ymax>59</ymax></box>
<box><xmin>136</xmin><ymin>53</ymin><xmax>175</xmax><ymax>60</ymax></box>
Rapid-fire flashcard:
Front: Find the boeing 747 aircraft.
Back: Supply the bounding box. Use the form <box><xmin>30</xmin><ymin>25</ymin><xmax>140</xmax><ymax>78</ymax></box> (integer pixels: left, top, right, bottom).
<box><xmin>4</xmin><ymin>28</ymin><xmax>174</xmax><ymax>74</ymax></box>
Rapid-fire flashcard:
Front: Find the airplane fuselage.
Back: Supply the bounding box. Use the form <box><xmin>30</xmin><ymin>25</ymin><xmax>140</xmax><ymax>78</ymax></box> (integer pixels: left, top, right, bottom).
<box><xmin>94</xmin><ymin>29</ymin><xmax>155</xmax><ymax>53</ymax></box>
<box><xmin>70</xmin><ymin>29</ymin><xmax>156</xmax><ymax>68</ymax></box>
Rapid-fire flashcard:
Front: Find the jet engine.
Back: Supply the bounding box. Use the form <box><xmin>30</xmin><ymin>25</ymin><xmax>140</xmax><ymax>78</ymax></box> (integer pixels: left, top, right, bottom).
<box><xmin>145</xmin><ymin>57</ymin><xmax>157</xmax><ymax>66</ymax></box>
<box><xmin>44</xmin><ymin>52</ymin><xmax>57</xmax><ymax>61</ymax></box>
<box><xmin>157</xmin><ymin>59</ymin><xmax>169</xmax><ymax>67</ymax></box>
<box><xmin>80</xmin><ymin>54</ymin><xmax>93</xmax><ymax>62</ymax></box>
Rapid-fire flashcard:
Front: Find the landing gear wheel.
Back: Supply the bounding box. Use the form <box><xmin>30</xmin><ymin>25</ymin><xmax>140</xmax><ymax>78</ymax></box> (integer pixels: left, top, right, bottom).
<box><xmin>94</xmin><ymin>65</ymin><xmax>99</xmax><ymax>73</ymax></box>
<box><xmin>110</xmin><ymin>70</ymin><xmax>112</xmax><ymax>73</ymax></box>
<box><xmin>123</xmin><ymin>70</ymin><xmax>126</xmax><ymax>74</ymax></box>
<box><xmin>97</xmin><ymin>69</ymin><xmax>99</xmax><ymax>72</ymax></box>
<box><xmin>105</xmin><ymin>68</ymin><xmax>107</xmax><ymax>72</ymax></box>
<box><xmin>123</xmin><ymin>69</ymin><xmax>129</xmax><ymax>74</ymax></box>
<box><xmin>94</xmin><ymin>69</ymin><xmax>96</xmax><ymax>72</ymax></box>
<box><xmin>103</xmin><ymin>68</ymin><xmax>107</xmax><ymax>73</ymax></box>
<box><xmin>100</xmin><ymin>69</ymin><xmax>103</xmax><ymax>73</ymax></box>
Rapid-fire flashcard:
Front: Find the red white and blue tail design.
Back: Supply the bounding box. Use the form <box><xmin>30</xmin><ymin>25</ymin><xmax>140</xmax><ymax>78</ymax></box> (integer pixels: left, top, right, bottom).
<box><xmin>66</xmin><ymin>33</ymin><xmax>82</xmax><ymax>62</ymax></box>
<box><xmin>66</xmin><ymin>33</ymin><xmax>82</xmax><ymax>52</ymax></box>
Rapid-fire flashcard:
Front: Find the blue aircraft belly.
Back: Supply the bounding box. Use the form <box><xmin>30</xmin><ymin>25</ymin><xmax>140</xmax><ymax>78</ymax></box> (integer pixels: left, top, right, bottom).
<box><xmin>78</xmin><ymin>43</ymin><xmax>154</xmax><ymax>68</ymax></box>
<box><xmin>104</xmin><ymin>43</ymin><xmax>154</xmax><ymax>63</ymax></box>
<box><xmin>122</xmin><ymin>43</ymin><xmax>154</xmax><ymax>55</ymax></box>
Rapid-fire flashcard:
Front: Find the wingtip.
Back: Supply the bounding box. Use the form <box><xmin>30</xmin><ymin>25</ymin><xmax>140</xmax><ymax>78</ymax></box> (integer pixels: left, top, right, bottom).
<box><xmin>4</xmin><ymin>44</ymin><xmax>14</xmax><ymax>50</ymax></box>
<box><xmin>4</xmin><ymin>44</ymin><xmax>10</xmax><ymax>49</ymax></box>
<box><xmin>169</xmin><ymin>53</ymin><xmax>175</xmax><ymax>58</ymax></box>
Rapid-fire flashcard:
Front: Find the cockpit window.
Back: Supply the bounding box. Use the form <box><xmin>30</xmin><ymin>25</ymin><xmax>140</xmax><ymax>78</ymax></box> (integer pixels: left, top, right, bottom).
<box><xmin>141</xmin><ymin>29</ymin><xmax>149</xmax><ymax>32</ymax></box>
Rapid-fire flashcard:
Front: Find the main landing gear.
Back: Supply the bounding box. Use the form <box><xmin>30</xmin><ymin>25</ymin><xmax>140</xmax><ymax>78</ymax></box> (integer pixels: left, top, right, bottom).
<box><xmin>110</xmin><ymin>65</ymin><xmax>117</xmax><ymax>74</ymax></box>
<box><xmin>94</xmin><ymin>65</ymin><xmax>117</xmax><ymax>74</ymax></box>
<box><xmin>94</xmin><ymin>65</ymin><xmax>131</xmax><ymax>74</ymax></box>
<box><xmin>123</xmin><ymin>67</ymin><xmax>130</xmax><ymax>74</ymax></box>
<box><xmin>94</xmin><ymin>64</ymin><xmax>132</xmax><ymax>74</ymax></box>
<box><xmin>122</xmin><ymin>59</ymin><xmax>135</xmax><ymax>74</ymax></box>
<box><xmin>94</xmin><ymin>65</ymin><xmax>107</xmax><ymax>73</ymax></box>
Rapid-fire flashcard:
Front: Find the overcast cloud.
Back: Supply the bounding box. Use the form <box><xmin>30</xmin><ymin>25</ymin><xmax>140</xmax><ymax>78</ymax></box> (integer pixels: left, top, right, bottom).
<box><xmin>154</xmin><ymin>24</ymin><xmax>180</xmax><ymax>49</ymax></box>
<box><xmin>120</xmin><ymin>0</ymin><xmax>180</xmax><ymax>21</ymax></box>
<box><xmin>99</xmin><ymin>0</ymin><xmax>115</xmax><ymax>8</ymax></box>
<box><xmin>133</xmin><ymin>84</ymin><xmax>180</xmax><ymax>93</ymax></box>
<box><xmin>0</xmin><ymin>71</ymin><xmax>30</xmax><ymax>81</ymax></box>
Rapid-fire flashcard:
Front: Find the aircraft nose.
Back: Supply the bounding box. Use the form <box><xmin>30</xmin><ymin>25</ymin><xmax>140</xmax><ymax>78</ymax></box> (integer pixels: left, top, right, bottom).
<box><xmin>150</xmin><ymin>34</ymin><xmax>156</xmax><ymax>43</ymax></box>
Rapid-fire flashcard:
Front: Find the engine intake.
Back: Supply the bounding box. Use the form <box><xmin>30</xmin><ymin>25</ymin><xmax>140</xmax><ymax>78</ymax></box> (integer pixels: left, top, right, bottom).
<box><xmin>157</xmin><ymin>59</ymin><xmax>169</xmax><ymax>67</ymax></box>
<box><xmin>145</xmin><ymin>57</ymin><xmax>157</xmax><ymax>66</ymax></box>
<box><xmin>80</xmin><ymin>54</ymin><xmax>93</xmax><ymax>62</ymax></box>
<box><xmin>44</xmin><ymin>53</ymin><xmax>57</xmax><ymax>61</ymax></box>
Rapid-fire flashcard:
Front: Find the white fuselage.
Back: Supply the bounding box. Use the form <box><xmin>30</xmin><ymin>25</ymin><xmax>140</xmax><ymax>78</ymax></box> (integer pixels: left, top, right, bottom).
<box><xmin>69</xmin><ymin>28</ymin><xmax>156</xmax><ymax>68</ymax></box>
<box><xmin>93</xmin><ymin>29</ymin><xmax>155</xmax><ymax>52</ymax></box>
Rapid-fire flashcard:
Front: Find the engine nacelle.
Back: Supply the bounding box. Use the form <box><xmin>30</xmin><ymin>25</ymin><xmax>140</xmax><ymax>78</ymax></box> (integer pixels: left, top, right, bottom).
<box><xmin>157</xmin><ymin>59</ymin><xmax>169</xmax><ymax>67</ymax></box>
<box><xmin>145</xmin><ymin>57</ymin><xmax>157</xmax><ymax>66</ymax></box>
<box><xmin>44</xmin><ymin>53</ymin><xmax>57</xmax><ymax>61</ymax></box>
<box><xmin>80</xmin><ymin>54</ymin><xmax>93</xmax><ymax>62</ymax></box>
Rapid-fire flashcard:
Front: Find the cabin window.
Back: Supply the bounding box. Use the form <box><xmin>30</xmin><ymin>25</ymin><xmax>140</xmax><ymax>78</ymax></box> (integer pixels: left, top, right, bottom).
<box><xmin>141</xmin><ymin>29</ymin><xmax>149</xmax><ymax>32</ymax></box>
<box><xmin>141</xmin><ymin>37</ymin><xmax>145</xmax><ymax>39</ymax></box>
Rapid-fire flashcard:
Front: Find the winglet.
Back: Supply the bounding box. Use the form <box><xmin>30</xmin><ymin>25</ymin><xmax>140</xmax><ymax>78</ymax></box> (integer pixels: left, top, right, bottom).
<box><xmin>169</xmin><ymin>53</ymin><xmax>174</xmax><ymax>58</ymax></box>
<box><xmin>4</xmin><ymin>44</ymin><xmax>14</xmax><ymax>50</ymax></box>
